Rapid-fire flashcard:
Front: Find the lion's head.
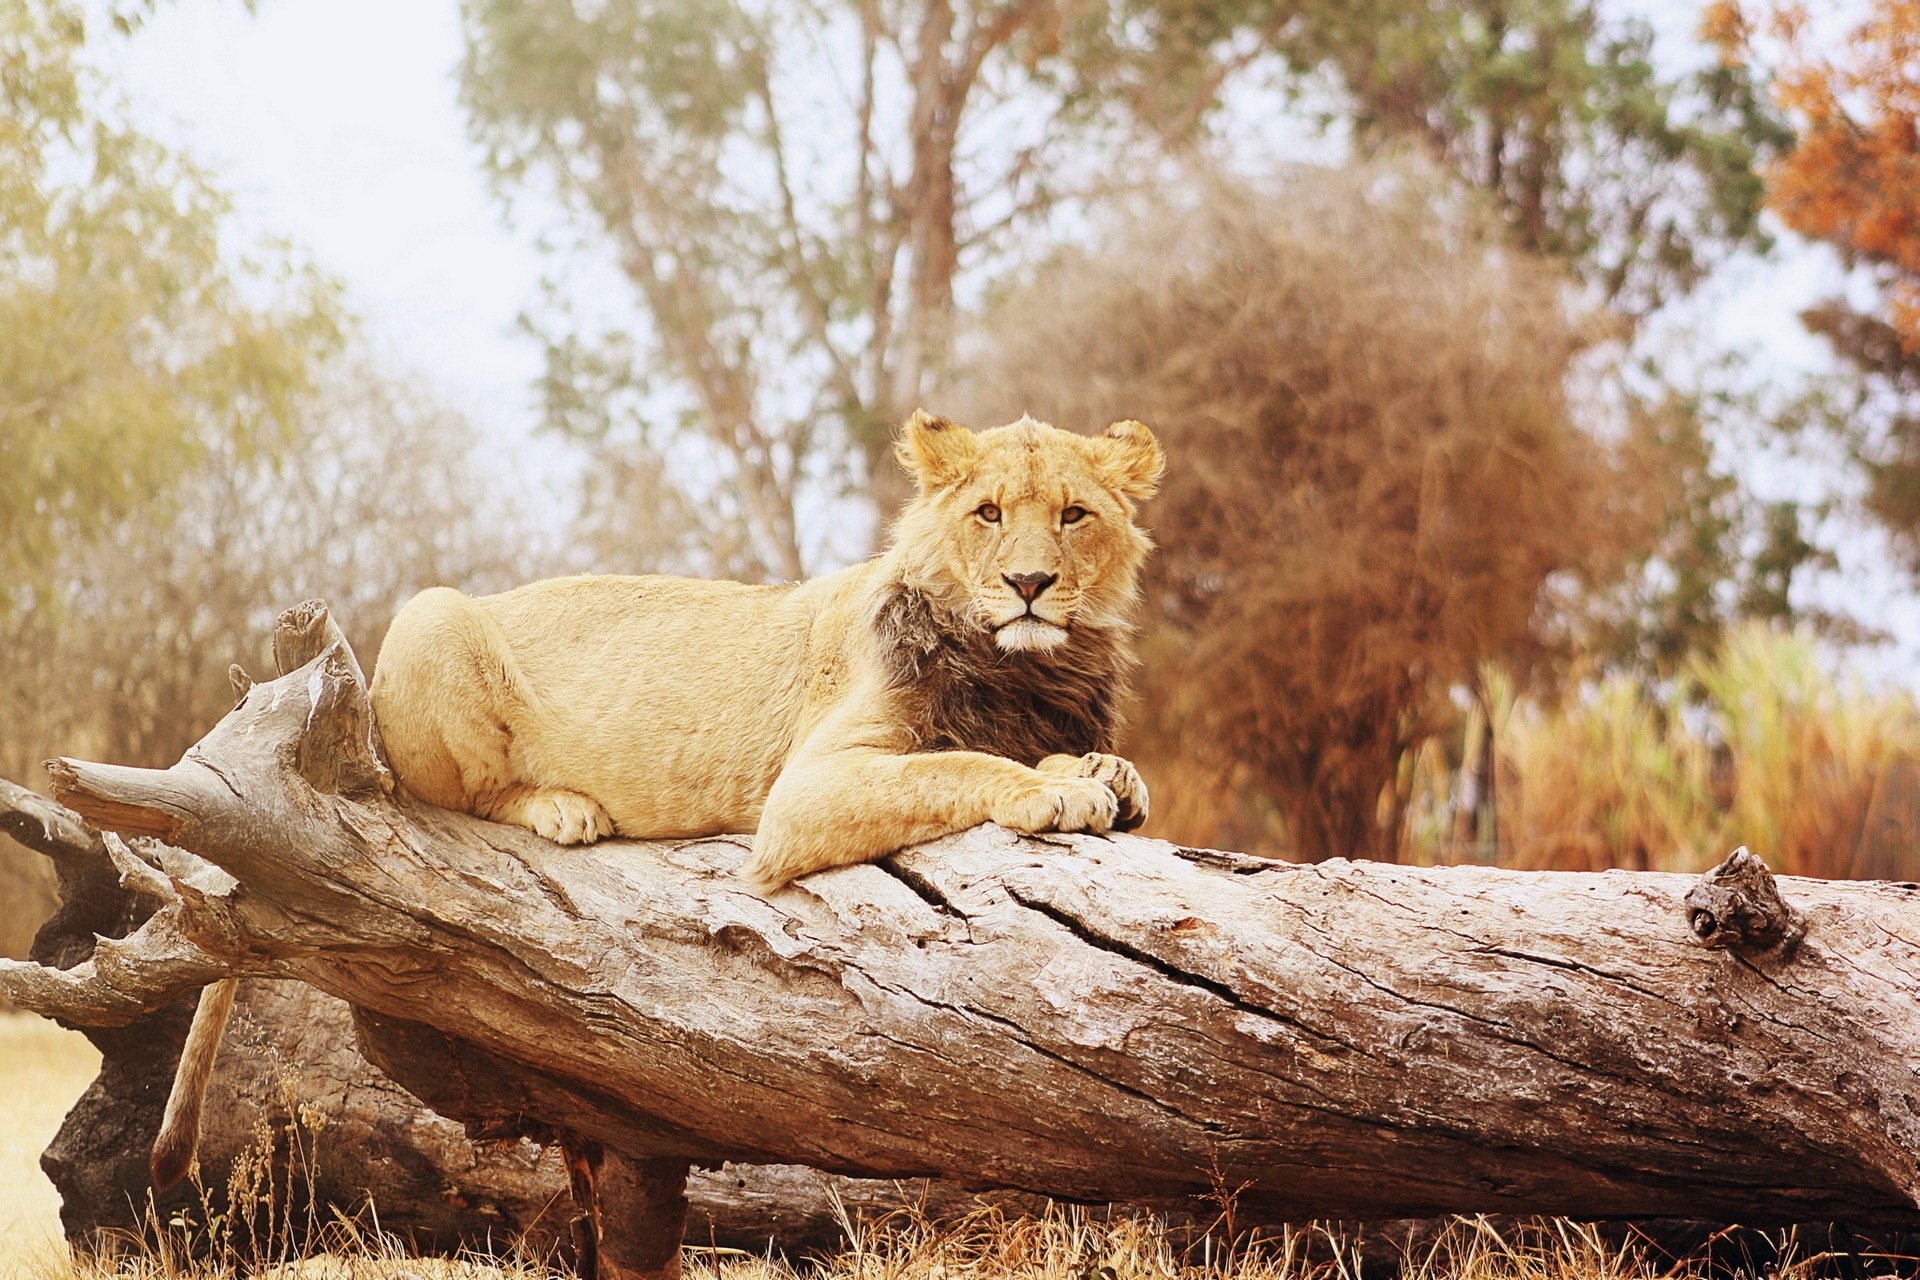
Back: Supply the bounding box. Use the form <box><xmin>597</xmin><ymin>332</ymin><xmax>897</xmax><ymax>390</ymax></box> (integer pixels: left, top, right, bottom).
<box><xmin>887</xmin><ymin>411</ymin><xmax>1163</xmax><ymax>652</ymax></box>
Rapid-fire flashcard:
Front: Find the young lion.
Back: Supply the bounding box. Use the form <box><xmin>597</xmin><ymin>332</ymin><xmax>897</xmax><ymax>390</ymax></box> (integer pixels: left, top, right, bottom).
<box><xmin>372</xmin><ymin>409</ymin><xmax>1162</xmax><ymax>886</ymax></box>
<box><xmin>150</xmin><ymin>411</ymin><xmax>1160</xmax><ymax>1190</ymax></box>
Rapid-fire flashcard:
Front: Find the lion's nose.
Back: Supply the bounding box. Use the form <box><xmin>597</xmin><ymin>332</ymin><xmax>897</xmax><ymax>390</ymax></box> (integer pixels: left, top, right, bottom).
<box><xmin>1005</xmin><ymin>572</ymin><xmax>1057</xmax><ymax>603</ymax></box>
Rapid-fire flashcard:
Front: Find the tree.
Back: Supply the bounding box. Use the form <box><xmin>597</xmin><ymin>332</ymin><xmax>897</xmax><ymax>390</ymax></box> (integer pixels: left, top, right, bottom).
<box><xmin>0</xmin><ymin>0</ymin><xmax>341</xmax><ymax>595</ymax></box>
<box><xmin>0</xmin><ymin>357</ymin><xmax>530</xmax><ymax>785</ymax></box>
<box><xmin>1711</xmin><ymin>0</ymin><xmax>1920</xmax><ymax>574</ymax></box>
<box><xmin>960</xmin><ymin>166</ymin><xmax>1626</xmax><ymax>861</ymax></box>
<box><xmin>1570</xmin><ymin>369</ymin><xmax>1852</xmax><ymax>682</ymax></box>
<box><xmin>459</xmin><ymin>0</ymin><xmax>1126</xmax><ymax>577</ymax></box>
<box><xmin>0</xmin><ymin>354</ymin><xmax>532</xmax><ymax>991</ymax></box>
<box><xmin>1736</xmin><ymin>0</ymin><xmax>1920</xmax><ymax>342</ymax></box>
<box><xmin>459</xmin><ymin>0</ymin><xmax>1797</xmax><ymax>615</ymax></box>
<box><xmin>0</xmin><ymin>0</ymin><xmax>345</xmax><ymax>986</ymax></box>
<box><xmin>1067</xmin><ymin>0</ymin><xmax>1788</xmax><ymax>327</ymax></box>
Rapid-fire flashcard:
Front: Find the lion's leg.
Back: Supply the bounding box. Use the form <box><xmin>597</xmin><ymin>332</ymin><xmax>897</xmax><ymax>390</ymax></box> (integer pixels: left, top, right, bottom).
<box><xmin>488</xmin><ymin>785</ymin><xmax>614</xmax><ymax>844</ymax></box>
<box><xmin>746</xmin><ymin>747</ymin><xmax>1121</xmax><ymax>889</ymax></box>
<box><xmin>1037</xmin><ymin>752</ymin><xmax>1150</xmax><ymax>832</ymax></box>
<box><xmin>371</xmin><ymin>588</ymin><xmax>612</xmax><ymax>844</ymax></box>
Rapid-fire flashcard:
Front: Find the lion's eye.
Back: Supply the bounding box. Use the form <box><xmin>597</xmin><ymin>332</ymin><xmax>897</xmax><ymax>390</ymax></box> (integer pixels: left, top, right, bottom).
<box><xmin>975</xmin><ymin>503</ymin><xmax>1001</xmax><ymax>523</ymax></box>
<box><xmin>1061</xmin><ymin>505</ymin><xmax>1088</xmax><ymax>525</ymax></box>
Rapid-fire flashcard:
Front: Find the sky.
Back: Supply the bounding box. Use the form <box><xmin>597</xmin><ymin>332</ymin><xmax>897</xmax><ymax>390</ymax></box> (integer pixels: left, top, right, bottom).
<box><xmin>92</xmin><ymin>0</ymin><xmax>1920</xmax><ymax>683</ymax></box>
<box><xmin>98</xmin><ymin>0</ymin><xmax>569</xmax><ymax>495</ymax></box>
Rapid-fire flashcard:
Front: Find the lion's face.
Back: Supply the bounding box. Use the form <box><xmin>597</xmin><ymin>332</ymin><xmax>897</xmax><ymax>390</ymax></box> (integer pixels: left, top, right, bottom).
<box><xmin>889</xmin><ymin>412</ymin><xmax>1163</xmax><ymax>652</ymax></box>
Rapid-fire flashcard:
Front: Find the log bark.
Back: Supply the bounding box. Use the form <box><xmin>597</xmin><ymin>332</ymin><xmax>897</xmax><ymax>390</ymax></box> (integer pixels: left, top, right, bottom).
<box><xmin>0</xmin><ymin>782</ymin><xmax>1012</xmax><ymax>1255</ymax></box>
<box><xmin>6</xmin><ymin>614</ymin><xmax>1920</xmax><ymax>1237</ymax></box>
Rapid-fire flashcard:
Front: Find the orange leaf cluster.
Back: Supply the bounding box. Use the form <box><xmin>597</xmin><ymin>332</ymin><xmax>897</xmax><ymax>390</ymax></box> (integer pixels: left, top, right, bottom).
<box><xmin>1745</xmin><ymin>0</ymin><xmax>1920</xmax><ymax>345</ymax></box>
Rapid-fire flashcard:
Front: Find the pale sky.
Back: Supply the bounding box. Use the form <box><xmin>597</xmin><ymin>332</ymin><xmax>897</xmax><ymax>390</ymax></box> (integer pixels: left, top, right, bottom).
<box><xmin>93</xmin><ymin>0</ymin><xmax>1920</xmax><ymax>684</ymax></box>
<box><xmin>100</xmin><ymin>0</ymin><xmax>569</xmax><ymax>494</ymax></box>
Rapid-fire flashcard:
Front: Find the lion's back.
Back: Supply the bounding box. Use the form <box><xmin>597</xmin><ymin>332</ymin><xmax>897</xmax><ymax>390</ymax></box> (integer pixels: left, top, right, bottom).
<box><xmin>472</xmin><ymin>571</ymin><xmax>865</xmax><ymax>835</ymax></box>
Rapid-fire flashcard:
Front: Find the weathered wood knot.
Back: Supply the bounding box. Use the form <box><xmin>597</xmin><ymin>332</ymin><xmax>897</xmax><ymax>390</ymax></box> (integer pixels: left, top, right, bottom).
<box><xmin>1684</xmin><ymin>846</ymin><xmax>1805</xmax><ymax>953</ymax></box>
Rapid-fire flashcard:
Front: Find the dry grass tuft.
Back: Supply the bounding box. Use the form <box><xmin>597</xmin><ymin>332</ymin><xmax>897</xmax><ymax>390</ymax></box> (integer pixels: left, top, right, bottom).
<box><xmin>5</xmin><ymin>1204</ymin><xmax>1877</xmax><ymax>1280</ymax></box>
<box><xmin>1405</xmin><ymin>624</ymin><xmax>1920</xmax><ymax>878</ymax></box>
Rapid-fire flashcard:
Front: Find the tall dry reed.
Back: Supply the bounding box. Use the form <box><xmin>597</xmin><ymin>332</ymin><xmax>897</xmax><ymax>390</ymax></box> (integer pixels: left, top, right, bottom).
<box><xmin>1406</xmin><ymin>624</ymin><xmax>1920</xmax><ymax>879</ymax></box>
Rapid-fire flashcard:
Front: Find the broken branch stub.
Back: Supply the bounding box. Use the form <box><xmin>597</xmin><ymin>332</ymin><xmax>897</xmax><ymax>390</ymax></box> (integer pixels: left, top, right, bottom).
<box><xmin>11</xmin><ymin>603</ymin><xmax>1920</xmax><ymax>1229</ymax></box>
<box><xmin>267</xmin><ymin>599</ymin><xmax>391</xmax><ymax>798</ymax></box>
<box><xmin>1684</xmin><ymin>846</ymin><xmax>1807</xmax><ymax>953</ymax></box>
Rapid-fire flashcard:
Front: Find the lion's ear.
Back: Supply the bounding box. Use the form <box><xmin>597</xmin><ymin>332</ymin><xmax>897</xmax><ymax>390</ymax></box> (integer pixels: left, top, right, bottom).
<box><xmin>1096</xmin><ymin>420</ymin><xmax>1163</xmax><ymax>500</ymax></box>
<box><xmin>894</xmin><ymin>409</ymin><xmax>980</xmax><ymax>491</ymax></box>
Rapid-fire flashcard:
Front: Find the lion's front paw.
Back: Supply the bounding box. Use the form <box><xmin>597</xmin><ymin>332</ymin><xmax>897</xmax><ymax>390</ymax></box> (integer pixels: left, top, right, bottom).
<box><xmin>514</xmin><ymin>789</ymin><xmax>614</xmax><ymax>845</ymax></box>
<box><xmin>992</xmin><ymin>775</ymin><xmax>1120</xmax><ymax>836</ymax></box>
<box><xmin>1038</xmin><ymin>752</ymin><xmax>1150</xmax><ymax>832</ymax></box>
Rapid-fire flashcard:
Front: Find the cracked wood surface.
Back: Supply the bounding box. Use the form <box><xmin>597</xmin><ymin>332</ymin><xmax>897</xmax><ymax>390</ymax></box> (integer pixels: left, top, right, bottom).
<box><xmin>0</xmin><ymin>780</ymin><xmax>1014</xmax><ymax>1250</ymax></box>
<box><xmin>16</xmin><ymin>637</ymin><xmax>1920</xmax><ymax>1227</ymax></box>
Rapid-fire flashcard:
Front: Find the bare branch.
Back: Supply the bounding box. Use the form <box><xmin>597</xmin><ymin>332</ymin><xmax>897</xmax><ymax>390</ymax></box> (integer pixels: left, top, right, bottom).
<box><xmin>754</xmin><ymin>49</ymin><xmax>866</xmax><ymax>419</ymax></box>
<box><xmin>0</xmin><ymin>835</ymin><xmax>241</xmax><ymax>1026</ymax></box>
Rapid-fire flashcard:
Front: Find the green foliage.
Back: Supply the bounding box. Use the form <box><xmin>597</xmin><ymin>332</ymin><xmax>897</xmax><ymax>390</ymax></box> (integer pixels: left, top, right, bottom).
<box><xmin>1789</xmin><ymin>300</ymin><xmax>1920</xmax><ymax>581</ymax></box>
<box><xmin>1575</xmin><ymin>376</ymin><xmax>1843</xmax><ymax>682</ymax></box>
<box><xmin>1071</xmin><ymin>0</ymin><xmax>1789</xmax><ymax>323</ymax></box>
<box><xmin>0</xmin><ymin>0</ymin><xmax>342</xmax><ymax>595</ymax></box>
<box><xmin>1308</xmin><ymin>0</ymin><xmax>1787</xmax><ymax>320</ymax></box>
<box><xmin>460</xmin><ymin>0</ymin><xmax>803</xmax><ymax>575</ymax></box>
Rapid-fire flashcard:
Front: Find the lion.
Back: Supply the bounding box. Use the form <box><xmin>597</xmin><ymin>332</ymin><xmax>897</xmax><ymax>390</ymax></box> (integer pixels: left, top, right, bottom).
<box><xmin>150</xmin><ymin>410</ymin><xmax>1162</xmax><ymax>1189</ymax></box>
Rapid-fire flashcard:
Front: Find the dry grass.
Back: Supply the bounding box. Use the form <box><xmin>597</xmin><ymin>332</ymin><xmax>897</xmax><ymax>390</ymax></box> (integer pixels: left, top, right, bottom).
<box><xmin>1405</xmin><ymin>623</ymin><xmax>1920</xmax><ymax>879</ymax></box>
<box><xmin>1</xmin><ymin>1200</ymin><xmax>1898</xmax><ymax>1280</ymax></box>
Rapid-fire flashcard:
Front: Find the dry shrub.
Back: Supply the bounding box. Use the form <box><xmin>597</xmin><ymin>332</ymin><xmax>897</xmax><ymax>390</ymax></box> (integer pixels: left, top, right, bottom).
<box><xmin>963</xmin><ymin>163</ymin><xmax>1622</xmax><ymax>860</ymax></box>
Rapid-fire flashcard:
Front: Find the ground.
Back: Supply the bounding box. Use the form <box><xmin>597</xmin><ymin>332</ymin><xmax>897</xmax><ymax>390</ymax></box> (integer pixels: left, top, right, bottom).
<box><xmin>0</xmin><ymin>1011</ymin><xmax>1876</xmax><ymax>1279</ymax></box>
<box><xmin>0</xmin><ymin>1013</ymin><xmax>97</xmax><ymax>1272</ymax></box>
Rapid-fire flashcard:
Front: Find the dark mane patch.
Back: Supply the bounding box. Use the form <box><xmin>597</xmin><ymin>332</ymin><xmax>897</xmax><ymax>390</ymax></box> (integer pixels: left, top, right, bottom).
<box><xmin>874</xmin><ymin>584</ymin><xmax>1132</xmax><ymax>764</ymax></box>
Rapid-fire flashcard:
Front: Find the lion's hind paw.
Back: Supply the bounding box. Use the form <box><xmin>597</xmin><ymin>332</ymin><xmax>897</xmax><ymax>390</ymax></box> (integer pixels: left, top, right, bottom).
<box><xmin>495</xmin><ymin>788</ymin><xmax>615</xmax><ymax>845</ymax></box>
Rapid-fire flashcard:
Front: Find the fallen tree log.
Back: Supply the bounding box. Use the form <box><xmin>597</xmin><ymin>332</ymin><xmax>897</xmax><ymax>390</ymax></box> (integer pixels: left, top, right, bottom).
<box><xmin>194</xmin><ymin>978</ymin><xmax>1019</xmax><ymax>1256</ymax></box>
<box><xmin>5</xmin><ymin>611</ymin><xmax>1919</xmax><ymax>1275</ymax></box>
<box><xmin>0</xmin><ymin>777</ymin><xmax>201</xmax><ymax>1239</ymax></box>
<box><xmin>0</xmin><ymin>706</ymin><xmax>1000</xmax><ymax>1258</ymax></box>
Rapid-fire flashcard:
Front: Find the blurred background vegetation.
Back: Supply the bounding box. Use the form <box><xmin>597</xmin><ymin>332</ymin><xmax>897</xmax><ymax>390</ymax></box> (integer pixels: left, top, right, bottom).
<box><xmin>7</xmin><ymin>0</ymin><xmax>1920</xmax><ymax>973</ymax></box>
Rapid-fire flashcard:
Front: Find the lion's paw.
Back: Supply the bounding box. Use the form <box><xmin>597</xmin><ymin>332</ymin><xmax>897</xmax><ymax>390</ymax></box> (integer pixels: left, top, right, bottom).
<box><xmin>992</xmin><ymin>775</ymin><xmax>1120</xmax><ymax>836</ymax></box>
<box><xmin>516</xmin><ymin>789</ymin><xmax>614</xmax><ymax>845</ymax></box>
<box><xmin>1039</xmin><ymin>752</ymin><xmax>1150</xmax><ymax>832</ymax></box>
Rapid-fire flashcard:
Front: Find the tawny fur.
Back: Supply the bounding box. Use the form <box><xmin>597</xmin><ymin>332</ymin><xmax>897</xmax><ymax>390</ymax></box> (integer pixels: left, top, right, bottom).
<box><xmin>150</xmin><ymin>977</ymin><xmax>238</xmax><ymax>1190</ymax></box>
<box><xmin>369</xmin><ymin>412</ymin><xmax>1164</xmax><ymax>887</ymax></box>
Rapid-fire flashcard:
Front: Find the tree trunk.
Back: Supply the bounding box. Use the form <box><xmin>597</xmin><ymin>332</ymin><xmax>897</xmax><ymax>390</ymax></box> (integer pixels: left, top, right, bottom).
<box><xmin>5</xmin><ymin>605</ymin><xmax>1919</xmax><ymax>1247</ymax></box>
